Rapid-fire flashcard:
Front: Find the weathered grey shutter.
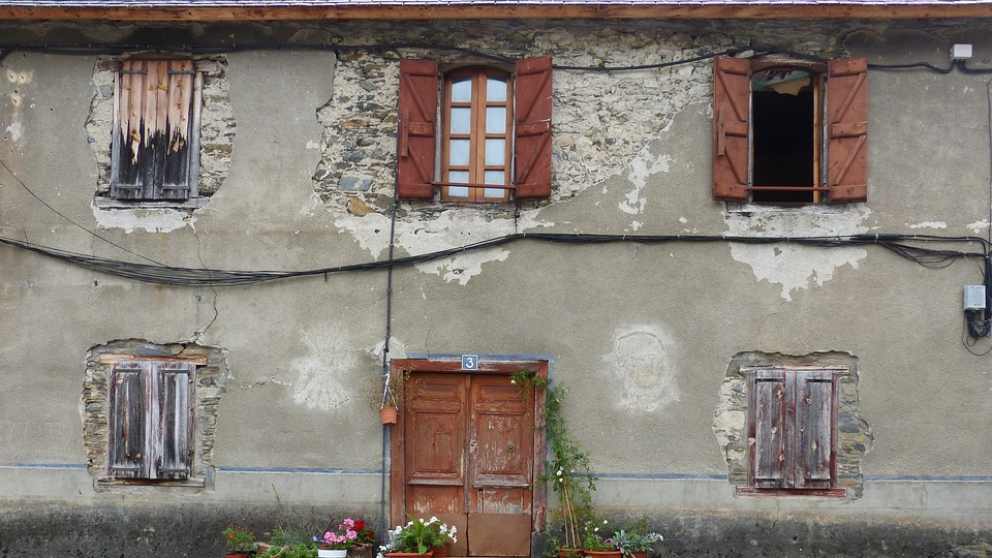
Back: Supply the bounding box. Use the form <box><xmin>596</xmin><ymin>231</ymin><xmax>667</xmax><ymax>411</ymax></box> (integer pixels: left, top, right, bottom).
<box><xmin>109</xmin><ymin>363</ymin><xmax>147</xmax><ymax>478</ymax></box>
<box><xmin>796</xmin><ymin>370</ymin><xmax>835</xmax><ymax>488</ymax></box>
<box><xmin>111</xmin><ymin>59</ymin><xmax>195</xmax><ymax>201</ymax></box>
<box><xmin>156</xmin><ymin>362</ymin><xmax>193</xmax><ymax>480</ymax></box>
<box><xmin>749</xmin><ymin>369</ymin><xmax>787</xmax><ymax>488</ymax></box>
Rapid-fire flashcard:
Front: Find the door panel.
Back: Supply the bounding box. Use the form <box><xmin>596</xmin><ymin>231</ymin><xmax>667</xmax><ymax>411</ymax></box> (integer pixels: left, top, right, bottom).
<box><xmin>403</xmin><ymin>372</ymin><xmax>534</xmax><ymax>557</ymax></box>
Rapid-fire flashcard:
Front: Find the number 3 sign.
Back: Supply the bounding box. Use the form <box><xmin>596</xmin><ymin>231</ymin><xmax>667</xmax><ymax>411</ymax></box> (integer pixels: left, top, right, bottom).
<box><xmin>461</xmin><ymin>354</ymin><xmax>480</xmax><ymax>370</ymax></box>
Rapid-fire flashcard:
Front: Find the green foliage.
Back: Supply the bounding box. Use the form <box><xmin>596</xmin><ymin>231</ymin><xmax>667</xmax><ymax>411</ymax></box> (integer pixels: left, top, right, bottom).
<box><xmin>224</xmin><ymin>526</ymin><xmax>257</xmax><ymax>553</ymax></box>
<box><xmin>581</xmin><ymin>520</ymin><xmax>615</xmax><ymax>551</ymax></box>
<box><xmin>383</xmin><ymin>518</ymin><xmax>456</xmax><ymax>554</ymax></box>
<box><xmin>610</xmin><ymin>519</ymin><xmax>664</xmax><ymax>558</ymax></box>
<box><xmin>256</xmin><ymin>543</ymin><xmax>318</xmax><ymax>558</ymax></box>
<box><xmin>270</xmin><ymin>527</ymin><xmax>314</xmax><ymax>547</ymax></box>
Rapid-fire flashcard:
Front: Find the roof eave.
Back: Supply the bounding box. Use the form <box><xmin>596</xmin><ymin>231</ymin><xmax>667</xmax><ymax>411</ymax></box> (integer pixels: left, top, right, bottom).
<box><xmin>2</xmin><ymin>3</ymin><xmax>992</xmax><ymax>22</ymax></box>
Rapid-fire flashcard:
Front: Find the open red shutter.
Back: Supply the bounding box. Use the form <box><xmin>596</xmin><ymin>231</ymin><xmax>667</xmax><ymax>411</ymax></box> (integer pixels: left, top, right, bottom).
<box><xmin>796</xmin><ymin>370</ymin><xmax>835</xmax><ymax>489</ymax></box>
<box><xmin>827</xmin><ymin>58</ymin><xmax>869</xmax><ymax>203</ymax></box>
<box><xmin>109</xmin><ymin>362</ymin><xmax>147</xmax><ymax>479</ymax></box>
<box><xmin>514</xmin><ymin>56</ymin><xmax>553</xmax><ymax>199</ymax></box>
<box><xmin>750</xmin><ymin>369</ymin><xmax>787</xmax><ymax>489</ymax></box>
<box><xmin>712</xmin><ymin>56</ymin><xmax>750</xmax><ymax>201</ymax></box>
<box><xmin>157</xmin><ymin>362</ymin><xmax>193</xmax><ymax>480</ymax></box>
<box><xmin>397</xmin><ymin>59</ymin><xmax>438</xmax><ymax>200</ymax></box>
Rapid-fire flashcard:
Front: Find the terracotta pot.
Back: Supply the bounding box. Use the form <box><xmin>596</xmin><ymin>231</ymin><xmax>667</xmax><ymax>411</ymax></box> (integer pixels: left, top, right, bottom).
<box><xmin>384</xmin><ymin>552</ymin><xmax>433</xmax><ymax>558</ymax></box>
<box><xmin>432</xmin><ymin>545</ymin><xmax>450</xmax><ymax>558</ymax></box>
<box><xmin>631</xmin><ymin>552</ymin><xmax>648</xmax><ymax>558</ymax></box>
<box><xmin>584</xmin><ymin>551</ymin><xmax>621</xmax><ymax>558</ymax></box>
<box><xmin>559</xmin><ymin>548</ymin><xmax>583</xmax><ymax>558</ymax></box>
<box><xmin>380</xmin><ymin>405</ymin><xmax>398</xmax><ymax>424</ymax></box>
<box><xmin>224</xmin><ymin>553</ymin><xmax>251</xmax><ymax>558</ymax></box>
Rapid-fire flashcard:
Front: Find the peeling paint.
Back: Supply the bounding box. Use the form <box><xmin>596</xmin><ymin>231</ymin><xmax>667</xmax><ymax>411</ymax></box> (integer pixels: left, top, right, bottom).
<box><xmin>92</xmin><ymin>204</ymin><xmax>195</xmax><ymax>234</ymax></box>
<box><xmin>602</xmin><ymin>324</ymin><xmax>680</xmax><ymax>414</ymax></box>
<box><xmin>724</xmin><ymin>205</ymin><xmax>872</xmax><ymax>301</ymax></box>
<box><xmin>4</xmin><ymin>120</ymin><xmax>22</xmax><ymax>142</ymax></box>
<box><xmin>967</xmin><ymin>219</ymin><xmax>990</xmax><ymax>235</ymax></box>
<box><xmin>289</xmin><ymin>327</ymin><xmax>356</xmax><ymax>412</ymax></box>
<box><xmin>618</xmin><ymin>148</ymin><xmax>671</xmax><ymax>216</ymax></box>
<box><xmin>907</xmin><ymin>221</ymin><xmax>947</xmax><ymax>230</ymax></box>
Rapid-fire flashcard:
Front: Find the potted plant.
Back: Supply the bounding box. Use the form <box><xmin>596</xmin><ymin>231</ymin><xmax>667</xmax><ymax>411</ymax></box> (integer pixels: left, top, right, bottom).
<box><xmin>582</xmin><ymin>521</ymin><xmax>620</xmax><ymax>558</ymax></box>
<box><xmin>426</xmin><ymin>517</ymin><xmax>457</xmax><ymax>557</ymax></box>
<box><xmin>316</xmin><ymin>518</ymin><xmax>362</xmax><ymax>558</ymax></box>
<box><xmin>224</xmin><ymin>526</ymin><xmax>256</xmax><ymax>558</ymax></box>
<box><xmin>379</xmin><ymin>518</ymin><xmax>452</xmax><ymax>558</ymax></box>
<box><xmin>344</xmin><ymin>518</ymin><xmax>376</xmax><ymax>558</ymax></box>
<box><xmin>259</xmin><ymin>526</ymin><xmax>318</xmax><ymax>558</ymax></box>
<box><xmin>611</xmin><ymin>525</ymin><xmax>663</xmax><ymax>558</ymax></box>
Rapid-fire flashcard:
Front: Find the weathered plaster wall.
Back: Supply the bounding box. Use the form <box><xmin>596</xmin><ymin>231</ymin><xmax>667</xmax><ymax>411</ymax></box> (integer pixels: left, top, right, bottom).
<box><xmin>0</xmin><ymin>18</ymin><xmax>991</xmax><ymax>557</ymax></box>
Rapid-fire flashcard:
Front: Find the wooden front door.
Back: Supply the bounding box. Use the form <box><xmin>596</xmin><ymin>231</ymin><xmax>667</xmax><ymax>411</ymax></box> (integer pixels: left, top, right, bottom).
<box><xmin>393</xmin><ymin>361</ymin><xmax>545</xmax><ymax>558</ymax></box>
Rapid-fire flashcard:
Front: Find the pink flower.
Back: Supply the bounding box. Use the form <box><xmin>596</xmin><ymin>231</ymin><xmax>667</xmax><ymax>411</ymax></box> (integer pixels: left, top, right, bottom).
<box><xmin>343</xmin><ymin>519</ymin><xmax>356</xmax><ymax>529</ymax></box>
<box><xmin>347</xmin><ymin>530</ymin><xmax>358</xmax><ymax>540</ymax></box>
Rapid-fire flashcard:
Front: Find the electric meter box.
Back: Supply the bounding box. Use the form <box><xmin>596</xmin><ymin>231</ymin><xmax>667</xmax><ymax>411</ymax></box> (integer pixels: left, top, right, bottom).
<box><xmin>964</xmin><ymin>284</ymin><xmax>986</xmax><ymax>310</ymax></box>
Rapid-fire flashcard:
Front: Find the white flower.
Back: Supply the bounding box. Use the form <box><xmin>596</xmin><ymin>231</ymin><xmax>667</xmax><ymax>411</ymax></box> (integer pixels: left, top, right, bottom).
<box><xmin>511</xmin><ymin>379</ymin><xmax>516</xmax><ymax>384</ymax></box>
<box><xmin>556</xmin><ymin>469</ymin><xmax>563</xmax><ymax>477</ymax></box>
<box><xmin>429</xmin><ymin>516</ymin><xmax>440</xmax><ymax>524</ymax></box>
<box><xmin>594</xmin><ymin>528</ymin><xmax>599</xmax><ymax>532</ymax></box>
<box><xmin>603</xmin><ymin>520</ymin><xmax>608</xmax><ymax>524</ymax></box>
<box><xmin>452</xmin><ymin>536</ymin><xmax>458</xmax><ymax>544</ymax></box>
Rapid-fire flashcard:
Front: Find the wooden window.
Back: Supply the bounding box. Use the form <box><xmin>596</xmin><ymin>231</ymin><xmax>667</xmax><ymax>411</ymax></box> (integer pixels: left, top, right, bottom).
<box><xmin>110</xmin><ymin>59</ymin><xmax>201</xmax><ymax>202</ymax></box>
<box><xmin>743</xmin><ymin>367</ymin><xmax>844</xmax><ymax>496</ymax></box>
<box><xmin>713</xmin><ymin>56</ymin><xmax>868</xmax><ymax>204</ymax></box>
<box><xmin>397</xmin><ymin>56</ymin><xmax>552</xmax><ymax>202</ymax></box>
<box><xmin>109</xmin><ymin>360</ymin><xmax>194</xmax><ymax>481</ymax></box>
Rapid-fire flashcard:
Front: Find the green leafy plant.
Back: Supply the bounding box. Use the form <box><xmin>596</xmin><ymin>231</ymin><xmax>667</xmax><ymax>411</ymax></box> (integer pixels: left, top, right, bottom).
<box><xmin>256</xmin><ymin>543</ymin><xmax>318</xmax><ymax>558</ymax></box>
<box><xmin>581</xmin><ymin>520</ymin><xmax>615</xmax><ymax>552</ymax></box>
<box><xmin>270</xmin><ymin>527</ymin><xmax>314</xmax><ymax>547</ymax></box>
<box><xmin>610</xmin><ymin>526</ymin><xmax>663</xmax><ymax>558</ymax></box>
<box><xmin>380</xmin><ymin>517</ymin><xmax>458</xmax><ymax>554</ymax></box>
<box><xmin>224</xmin><ymin>526</ymin><xmax>257</xmax><ymax>553</ymax></box>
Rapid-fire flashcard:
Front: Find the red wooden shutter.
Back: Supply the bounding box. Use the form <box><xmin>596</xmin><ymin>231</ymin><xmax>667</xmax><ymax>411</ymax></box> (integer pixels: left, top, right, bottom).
<box><xmin>796</xmin><ymin>370</ymin><xmax>836</xmax><ymax>489</ymax></box>
<box><xmin>111</xmin><ymin>59</ymin><xmax>195</xmax><ymax>201</ymax></box>
<box><xmin>749</xmin><ymin>369</ymin><xmax>787</xmax><ymax>488</ymax></box>
<box><xmin>827</xmin><ymin>58</ymin><xmax>869</xmax><ymax>203</ymax></box>
<box><xmin>397</xmin><ymin>59</ymin><xmax>438</xmax><ymax>200</ymax></box>
<box><xmin>157</xmin><ymin>362</ymin><xmax>193</xmax><ymax>480</ymax></box>
<box><xmin>109</xmin><ymin>363</ymin><xmax>147</xmax><ymax>479</ymax></box>
<box><xmin>712</xmin><ymin>56</ymin><xmax>750</xmax><ymax>201</ymax></box>
<box><xmin>514</xmin><ymin>56</ymin><xmax>553</xmax><ymax>199</ymax></box>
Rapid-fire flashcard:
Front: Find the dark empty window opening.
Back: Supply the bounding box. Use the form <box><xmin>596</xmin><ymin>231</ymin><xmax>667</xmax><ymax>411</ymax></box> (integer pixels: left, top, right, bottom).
<box><xmin>751</xmin><ymin>68</ymin><xmax>820</xmax><ymax>204</ymax></box>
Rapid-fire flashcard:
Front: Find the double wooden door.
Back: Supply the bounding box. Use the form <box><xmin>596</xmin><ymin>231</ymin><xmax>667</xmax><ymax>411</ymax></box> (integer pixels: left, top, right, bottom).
<box><xmin>400</xmin><ymin>372</ymin><xmax>536</xmax><ymax>557</ymax></box>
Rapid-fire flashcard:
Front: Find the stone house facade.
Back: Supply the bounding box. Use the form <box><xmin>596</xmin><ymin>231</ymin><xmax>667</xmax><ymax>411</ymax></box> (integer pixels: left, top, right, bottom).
<box><xmin>0</xmin><ymin>2</ymin><xmax>990</xmax><ymax>556</ymax></box>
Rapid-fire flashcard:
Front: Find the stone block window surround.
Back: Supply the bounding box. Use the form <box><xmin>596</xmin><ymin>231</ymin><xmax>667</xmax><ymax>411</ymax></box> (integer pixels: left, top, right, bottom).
<box><xmin>82</xmin><ymin>341</ymin><xmax>228</xmax><ymax>490</ymax></box>
<box><xmin>712</xmin><ymin>55</ymin><xmax>869</xmax><ymax>205</ymax></box>
<box><xmin>396</xmin><ymin>56</ymin><xmax>553</xmax><ymax>202</ymax></box>
<box><xmin>713</xmin><ymin>352</ymin><xmax>872</xmax><ymax>499</ymax></box>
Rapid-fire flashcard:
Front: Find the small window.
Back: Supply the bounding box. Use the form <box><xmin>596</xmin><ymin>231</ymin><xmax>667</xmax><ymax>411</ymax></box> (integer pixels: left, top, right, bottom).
<box><xmin>110</xmin><ymin>59</ymin><xmax>201</xmax><ymax>202</ymax></box>
<box><xmin>109</xmin><ymin>360</ymin><xmax>193</xmax><ymax>481</ymax></box>
<box><xmin>743</xmin><ymin>368</ymin><xmax>843</xmax><ymax>495</ymax></box>
<box><xmin>713</xmin><ymin>56</ymin><xmax>868</xmax><ymax>205</ymax></box>
<box><xmin>396</xmin><ymin>57</ymin><xmax>552</xmax><ymax>202</ymax></box>
<box><xmin>442</xmin><ymin>68</ymin><xmax>513</xmax><ymax>203</ymax></box>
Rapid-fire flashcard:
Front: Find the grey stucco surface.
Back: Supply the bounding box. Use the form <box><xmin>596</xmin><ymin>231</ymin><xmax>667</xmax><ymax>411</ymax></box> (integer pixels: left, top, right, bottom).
<box><xmin>0</xmin><ymin>18</ymin><xmax>991</xmax><ymax>557</ymax></box>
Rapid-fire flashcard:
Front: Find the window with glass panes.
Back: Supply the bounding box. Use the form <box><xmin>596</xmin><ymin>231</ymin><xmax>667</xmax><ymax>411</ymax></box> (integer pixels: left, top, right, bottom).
<box><xmin>442</xmin><ymin>68</ymin><xmax>513</xmax><ymax>202</ymax></box>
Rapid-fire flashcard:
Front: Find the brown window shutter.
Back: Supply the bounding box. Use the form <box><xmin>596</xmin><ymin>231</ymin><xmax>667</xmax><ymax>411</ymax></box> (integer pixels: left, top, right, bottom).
<box><xmin>795</xmin><ymin>370</ymin><xmax>835</xmax><ymax>489</ymax></box>
<box><xmin>111</xmin><ymin>59</ymin><xmax>194</xmax><ymax>201</ymax></box>
<box><xmin>826</xmin><ymin>58</ymin><xmax>869</xmax><ymax>203</ymax></box>
<box><xmin>749</xmin><ymin>369</ymin><xmax>787</xmax><ymax>489</ymax></box>
<box><xmin>109</xmin><ymin>363</ymin><xmax>147</xmax><ymax>479</ymax></box>
<box><xmin>712</xmin><ymin>56</ymin><xmax>750</xmax><ymax>201</ymax></box>
<box><xmin>513</xmin><ymin>56</ymin><xmax>553</xmax><ymax>199</ymax></box>
<box><xmin>397</xmin><ymin>59</ymin><xmax>438</xmax><ymax>200</ymax></box>
<box><xmin>156</xmin><ymin>362</ymin><xmax>193</xmax><ymax>480</ymax></box>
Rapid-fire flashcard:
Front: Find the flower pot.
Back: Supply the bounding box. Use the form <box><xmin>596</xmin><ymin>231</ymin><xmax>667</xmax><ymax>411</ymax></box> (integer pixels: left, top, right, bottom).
<box><xmin>432</xmin><ymin>545</ymin><xmax>451</xmax><ymax>558</ymax></box>
<box><xmin>319</xmin><ymin>550</ymin><xmax>349</xmax><ymax>558</ymax></box>
<box><xmin>380</xmin><ymin>405</ymin><xmax>398</xmax><ymax>425</ymax></box>
<box><xmin>559</xmin><ymin>548</ymin><xmax>583</xmax><ymax>558</ymax></box>
<box><xmin>631</xmin><ymin>552</ymin><xmax>648</xmax><ymax>558</ymax></box>
<box><xmin>584</xmin><ymin>551</ymin><xmax>621</xmax><ymax>558</ymax></box>
<box><xmin>224</xmin><ymin>554</ymin><xmax>251</xmax><ymax>558</ymax></box>
<box><xmin>384</xmin><ymin>552</ymin><xmax>433</xmax><ymax>558</ymax></box>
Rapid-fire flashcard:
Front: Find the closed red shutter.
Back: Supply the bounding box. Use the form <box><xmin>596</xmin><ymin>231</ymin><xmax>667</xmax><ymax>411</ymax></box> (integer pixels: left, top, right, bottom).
<box><xmin>749</xmin><ymin>369</ymin><xmax>787</xmax><ymax>489</ymax></box>
<box><xmin>827</xmin><ymin>58</ymin><xmax>869</xmax><ymax>203</ymax></box>
<box><xmin>796</xmin><ymin>370</ymin><xmax>836</xmax><ymax>489</ymax></box>
<box><xmin>397</xmin><ymin>59</ymin><xmax>438</xmax><ymax>200</ymax></box>
<box><xmin>513</xmin><ymin>56</ymin><xmax>553</xmax><ymax>199</ymax></box>
<box><xmin>712</xmin><ymin>56</ymin><xmax>750</xmax><ymax>201</ymax></box>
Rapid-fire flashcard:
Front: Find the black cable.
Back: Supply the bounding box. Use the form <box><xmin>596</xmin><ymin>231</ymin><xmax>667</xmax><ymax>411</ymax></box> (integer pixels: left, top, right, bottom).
<box><xmin>0</xmin><ymin>157</ymin><xmax>164</xmax><ymax>266</ymax></box>
<box><xmin>551</xmin><ymin>48</ymin><xmax>736</xmax><ymax>72</ymax></box>
<box><xmin>1</xmin><ymin>232</ymin><xmax>986</xmax><ymax>288</ymax></box>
